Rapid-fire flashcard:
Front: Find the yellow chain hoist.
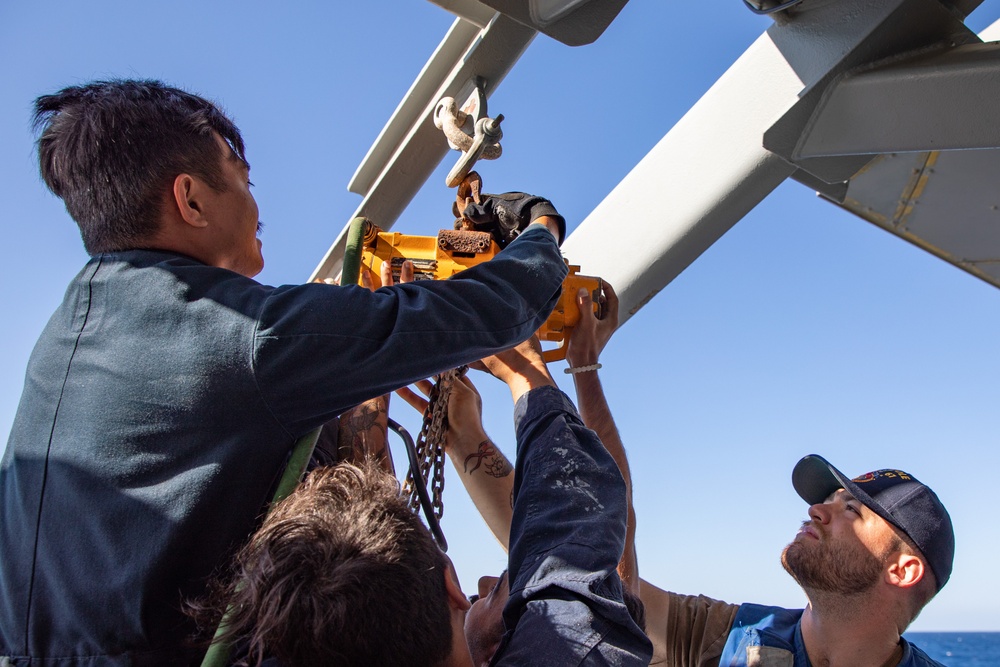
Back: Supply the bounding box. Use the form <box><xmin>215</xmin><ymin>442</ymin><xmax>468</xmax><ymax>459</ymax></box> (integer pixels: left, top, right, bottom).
<box><xmin>352</xmin><ymin>199</ymin><xmax>602</xmax><ymax>362</ymax></box>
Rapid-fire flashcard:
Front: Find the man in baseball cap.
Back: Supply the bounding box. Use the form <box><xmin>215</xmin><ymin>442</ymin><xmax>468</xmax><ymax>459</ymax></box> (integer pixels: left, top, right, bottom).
<box><xmin>635</xmin><ymin>454</ymin><xmax>956</xmax><ymax>666</ymax></box>
<box><xmin>790</xmin><ymin>455</ymin><xmax>954</xmax><ymax>597</ymax></box>
<box><xmin>380</xmin><ymin>290</ymin><xmax>958</xmax><ymax>667</ymax></box>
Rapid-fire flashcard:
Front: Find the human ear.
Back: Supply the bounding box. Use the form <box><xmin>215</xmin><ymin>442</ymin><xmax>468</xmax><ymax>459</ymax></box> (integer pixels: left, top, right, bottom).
<box><xmin>172</xmin><ymin>173</ymin><xmax>209</xmax><ymax>228</ymax></box>
<box><xmin>887</xmin><ymin>553</ymin><xmax>925</xmax><ymax>589</ymax></box>
<box><xmin>444</xmin><ymin>560</ymin><xmax>472</xmax><ymax>612</ymax></box>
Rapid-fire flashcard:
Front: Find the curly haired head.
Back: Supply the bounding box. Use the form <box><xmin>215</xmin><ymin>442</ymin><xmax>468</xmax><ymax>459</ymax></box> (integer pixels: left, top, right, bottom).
<box><xmin>192</xmin><ymin>463</ymin><xmax>453</xmax><ymax>667</ymax></box>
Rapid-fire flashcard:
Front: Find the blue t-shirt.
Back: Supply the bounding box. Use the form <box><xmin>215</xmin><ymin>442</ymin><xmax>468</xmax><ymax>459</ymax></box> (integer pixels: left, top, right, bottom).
<box><xmin>719</xmin><ymin>603</ymin><xmax>944</xmax><ymax>667</ymax></box>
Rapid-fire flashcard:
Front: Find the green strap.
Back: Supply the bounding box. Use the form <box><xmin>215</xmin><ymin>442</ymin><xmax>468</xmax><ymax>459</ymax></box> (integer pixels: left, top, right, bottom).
<box><xmin>199</xmin><ymin>427</ymin><xmax>321</xmax><ymax>666</ymax></box>
<box><xmin>200</xmin><ymin>218</ymin><xmax>370</xmax><ymax>666</ymax></box>
<box><xmin>340</xmin><ymin>216</ymin><xmax>369</xmax><ymax>289</ymax></box>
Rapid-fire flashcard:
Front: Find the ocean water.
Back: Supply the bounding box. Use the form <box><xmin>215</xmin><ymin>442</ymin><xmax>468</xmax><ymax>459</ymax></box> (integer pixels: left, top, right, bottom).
<box><xmin>904</xmin><ymin>632</ymin><xmax>999</xmax><ymax>666</ymax></box>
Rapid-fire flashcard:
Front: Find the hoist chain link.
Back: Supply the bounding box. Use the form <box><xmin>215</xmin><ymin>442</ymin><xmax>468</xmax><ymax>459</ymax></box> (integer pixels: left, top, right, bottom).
<box><xmin>404</xmin><ymin>366</ymin><xmax>467</xmax><ymax>519</ymax></box>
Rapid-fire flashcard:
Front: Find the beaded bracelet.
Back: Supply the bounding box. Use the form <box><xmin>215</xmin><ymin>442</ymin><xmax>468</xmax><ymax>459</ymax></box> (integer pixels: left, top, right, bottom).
<box><xmin>564</xmin><ymin>363</ymin><xmax>602</xmax><ymax>375</ymax></box>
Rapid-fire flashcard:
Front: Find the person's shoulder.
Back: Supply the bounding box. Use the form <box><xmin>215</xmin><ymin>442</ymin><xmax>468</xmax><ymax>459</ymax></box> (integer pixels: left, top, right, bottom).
<box><xmin>100</xmin><ymin>248</ymin><xmax>199</xmax><ymax>267</ymax></box>
<box><xmin>97</xmin><ymin>249</ymin><xmax>279</xmax><ymax>316</ymax></box>
<box><xmin>104</xmin><ymin>249</ymin><xmax>270</xmax><ymax>289</ymax></box>
<box><xmin>901</xmin><ymin>639</ymin><xmax>946</xmax><ymax>667</ymax></box>
<box><xmin>732</xmin><ymin>602</ymin><xmax>803</xmax><ymax>628</ymax></box>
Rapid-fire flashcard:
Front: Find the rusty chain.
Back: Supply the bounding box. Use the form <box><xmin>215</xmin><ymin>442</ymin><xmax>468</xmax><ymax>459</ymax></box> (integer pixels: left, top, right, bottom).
<box><xmin>403</xmin><ymin>170</ymin><xmax>484</xmax><ymax>519</ymax></box>
<box><xmin>404</xmin><ymin>366</ymin><xmax>467</xmax><ymax>519</ymax></box>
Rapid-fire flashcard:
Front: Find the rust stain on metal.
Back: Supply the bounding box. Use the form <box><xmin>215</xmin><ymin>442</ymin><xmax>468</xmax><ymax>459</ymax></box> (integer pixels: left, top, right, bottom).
<box><xmin>454</xmin><ymin>171</ymin><xmax>483</xmax><ymax>227</ymax></box>
<box><xmin>841</xmin><ymin>196</ymin><xmax>889</xmax><ymax>226</ymax></box>
<box><xmin>891</xmin><ymin>151</ymin><xmax>939</xmax><ymax>230</ymax></box>
<box><xmin>437</xmin><ymin>229</ymin><xmax>492</xmax><ymax>254</ymax></box>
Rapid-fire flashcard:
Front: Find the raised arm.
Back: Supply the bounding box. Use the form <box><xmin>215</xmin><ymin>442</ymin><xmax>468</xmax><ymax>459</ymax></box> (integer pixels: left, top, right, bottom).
<box><xmin>256</xmin><ymin>222</ymin><xmax>568</xmax><ymax>436</ymax></box>
<box><xmin>396</xmin><ymin>281</ymin><xmax>638</xmax><ymax>575</ymax></box>
<box><xmin>483</xmin><ymin>337</ymin><xmax>651</xmax><ymax>666</ymax></box>
<box><xmin>396</xmin><ymin>374</ymin><xmax>515</xmax><ymax>549</ymax></box>
<box><xmin>564</xmin><ymin>281</ymin><xmax>639</xmax><ymax>593</ymax></box>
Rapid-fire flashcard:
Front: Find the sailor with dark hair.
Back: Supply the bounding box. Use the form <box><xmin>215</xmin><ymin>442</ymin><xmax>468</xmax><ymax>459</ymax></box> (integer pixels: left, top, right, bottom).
<box><xmin>33</xmin><ymin>80</ymin><xmax>250</xmax><ymax>256</ymax></box>
<box><xmin>0</xmin><ymin>78</ymin><xmax>568</xmax><ymax>665</ymax></box>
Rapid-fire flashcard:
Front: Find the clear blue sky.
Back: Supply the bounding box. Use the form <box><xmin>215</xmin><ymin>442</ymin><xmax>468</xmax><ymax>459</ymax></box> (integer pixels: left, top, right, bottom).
<box><xmin>2</xmin><ymin>1</ymin><xmax>998</xmax><ymax>632</ymax></box>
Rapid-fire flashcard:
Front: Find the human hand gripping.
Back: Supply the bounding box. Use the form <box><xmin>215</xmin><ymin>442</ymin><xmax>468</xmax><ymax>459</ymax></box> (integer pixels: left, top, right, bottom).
<box><xmin>475</xmin><ymin>335</ymin><xmax>556</xmax><ymax>405</ymax></box>
<box><xmin>396</xmin><ymin>375</ymin><xmax>488</xmax><ymax>457</ymax></box>
<box><xmin>565</xmin><ymin>280</ymin><xmax>619</xmax><ymax>370</ymax></box>
<box><xmin>360</xmin><ymin>257</ymin><xmax>414</xmax><ymax>289</ymax></box>
<box><xmin>396</xmin><ymin>373</ymin><xmax>517</xmax><ymax>549</ymax></box>
<box><xmin>562</xmin><ymin>280</ymin><xmax>640</xmax><ymax>593</ymax></box>
<box><xmin>461</xmin><ymin>192</ymin><xmax>565</xmax><ymax>247</ymax></box>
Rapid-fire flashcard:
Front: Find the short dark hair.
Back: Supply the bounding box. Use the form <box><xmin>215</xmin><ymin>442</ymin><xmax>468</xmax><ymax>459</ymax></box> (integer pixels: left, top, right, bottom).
<box><xmin>32</xmin><ymin>79</ymin><xmax>247</xmax><ymax>254</ymax></box>
<box><xmin>189</xmin><ymin>463</ymin><xmax>453</xmax><ymax>667</ymax></box>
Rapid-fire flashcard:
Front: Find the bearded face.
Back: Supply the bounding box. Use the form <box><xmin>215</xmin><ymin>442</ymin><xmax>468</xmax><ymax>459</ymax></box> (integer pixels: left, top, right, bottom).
<box><xmin>781</xmin><ymin>522</ymin><xmax>889</xmax><ymax>595</ymax></box>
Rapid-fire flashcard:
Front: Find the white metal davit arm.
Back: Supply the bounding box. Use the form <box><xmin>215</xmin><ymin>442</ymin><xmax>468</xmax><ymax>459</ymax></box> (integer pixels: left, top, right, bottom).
<box><xmin>313</xmin><ymin>0</ymin><xmax>994</xmax><ymax>317</ymax></box>
<box><xmin>563</xmin><ymin>0</ymin><xmax>986</xmax><ymax>325</ymax></box>
<box><xmin>561</xmin><ymin>33</ymin><xmax>801</xmax><ymax>323</ymax></box>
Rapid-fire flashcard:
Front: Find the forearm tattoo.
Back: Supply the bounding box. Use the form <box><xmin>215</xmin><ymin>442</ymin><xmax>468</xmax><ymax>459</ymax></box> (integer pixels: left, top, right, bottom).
<box><xmin>339</xmin><ymin>398</ymin><xmax>389</xmax><ymax>464</ymax></box>
<box><xmin>463</xmin><ymin>440</ymin><xmax>513</xmax><ymax>479</ymax></box>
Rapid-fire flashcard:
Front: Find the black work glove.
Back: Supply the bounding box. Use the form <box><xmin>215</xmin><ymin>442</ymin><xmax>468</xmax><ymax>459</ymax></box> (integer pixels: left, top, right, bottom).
<box><xmin>461</xmin><ymin>192</ymin><xmax>565</xmax><ymax>248</ymax></box>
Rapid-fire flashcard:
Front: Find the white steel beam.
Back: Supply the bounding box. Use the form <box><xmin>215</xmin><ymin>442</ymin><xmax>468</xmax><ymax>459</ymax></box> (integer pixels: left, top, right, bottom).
<box><xmin>560</xmin><ymin>32</ymin><xmax>800</xmax><ymax>322</ymax></box>
<box><xmin>561</xmin><ymin>0</ymin><xmax>978</xmax><ymax>324</ymax></box>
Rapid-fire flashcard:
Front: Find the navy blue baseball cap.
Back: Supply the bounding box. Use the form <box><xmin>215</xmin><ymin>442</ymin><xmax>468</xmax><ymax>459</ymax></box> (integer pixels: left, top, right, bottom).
<box><xmin>791</xmin><ymin>454</ymin><xmax>955</xmax><ymax>591</ymax></box>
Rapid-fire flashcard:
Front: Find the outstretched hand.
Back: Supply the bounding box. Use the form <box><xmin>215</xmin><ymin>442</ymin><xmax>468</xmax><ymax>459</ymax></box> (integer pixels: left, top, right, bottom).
<box><xmin>398</xmin><ymin>368</ymin><xmax>517</xmax><ymax>552</ymax></box>
<box><xmin>566</xmin><ymin>280</ymin><xmax>619</xmax><ymax>368</ymax></box>
<box><xmin>461</xmin><ymin>192</ymin><xmax>565</xmax><ymax>247</ymax></box>
<box><xmin>360</xmin><ymin>258</ymin><xmax>414</xmax><ymax>290</ymax></box>
<box><xmin>396</xmin><ymin>375</ymin><xmax>487</xmax><ymax>452</ymax></box>
<box><xmin>475</xmin><ymin>335</ymin><xmax>555</xmax><ymax>404</ymax></box>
